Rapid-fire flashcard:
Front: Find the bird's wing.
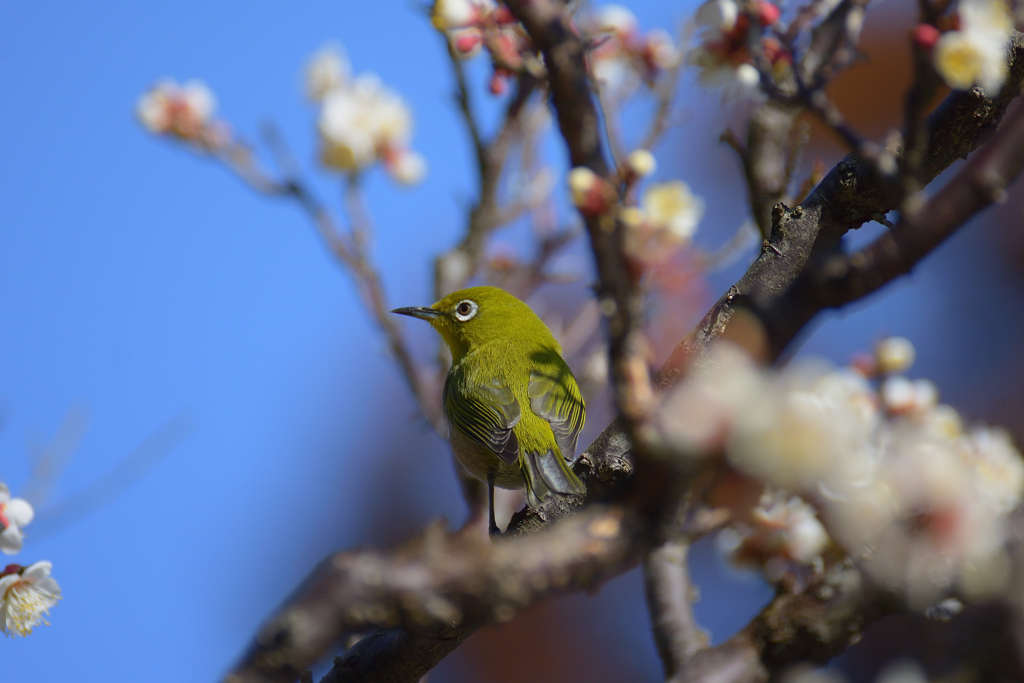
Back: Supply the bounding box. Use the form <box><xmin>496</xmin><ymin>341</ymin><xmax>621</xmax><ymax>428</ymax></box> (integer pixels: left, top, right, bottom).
<box><xmin>527</xmin><ymin>358</ymin><xmax>586</xmax><ymax>462</ymax></box>
<box><xmin>445</xmin><ymin>375</ymin><xmax>522</xmax><ymax>464</ymax></box>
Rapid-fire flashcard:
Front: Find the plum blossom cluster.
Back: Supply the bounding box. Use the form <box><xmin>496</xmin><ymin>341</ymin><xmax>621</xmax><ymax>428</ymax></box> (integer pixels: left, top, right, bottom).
<box><xmin>137</xmin><ymin>79</ymin><xmax>230</xmax><ymax>150</ymax></box>
<box><xmin>433</xmin><ymin>0</ymin><xmax>531</xmax><ymax>95</ymax></box>
<box><xmin>689</xmin><ymin>0</ymin><xmax>788</xmax><ymax>100</ymax></box>
<box><xmin>915</xmin><ymin>0</ymin><xmax>1014</xmax><ymax>95</ymax></box>
<box><xmin>567</xmin><ymin>152</ymin><xmax>705</xmax><ymax>262</ymax></box>
<box><xmin>660</xmin><ymin>338</ymin><xmax>1024</xmax><ymax>607</ymax></box>
<box><xmin>581</xmin><ymin>5</ymin><xmax>682</xmax><ymax>100</ymax></box>
<box><xmin>304</xmin><ymin>44</ymin><xmax>427</xmax><ymax>184</ymax></box>
<box><xmin>0</xmin><ymin>482</ymin><xmax>60</xmax><ymax>637</ymax></box>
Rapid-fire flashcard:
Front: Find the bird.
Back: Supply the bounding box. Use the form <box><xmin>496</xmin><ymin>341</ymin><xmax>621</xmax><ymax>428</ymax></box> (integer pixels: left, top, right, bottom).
<box><xmin>392</xmin><ymin>286</ymin><xmax>586</xmax><ymax>535</ymax></box>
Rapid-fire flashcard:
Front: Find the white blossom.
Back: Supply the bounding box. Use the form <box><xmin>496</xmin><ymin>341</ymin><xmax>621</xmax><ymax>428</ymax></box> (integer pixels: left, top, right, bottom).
<box><xmin>875</xmin><ymin>336</ymin><xmax>916</xmax><ymax>374</ymax></box>
<box><xmin>317</xmin><ymin>73</ymin><xmax>417</xmax><ymax>174</ymax></box>
<box><xmin>626</xmin><ymin>149</ymin><xmax>656</xmax><ymax>178</ymax></box>
<box><xmin>590</xmin><ymin>4</ymin><xmax>639</xmax><ymax>38</ymax></box>
<box><xmin>385</xmin><ymin>149</ymin><xmax>428</xmax><ymax>185</ymax></box>
<box><xmin>695</xmin><ymin>0</ymin><xmax>739</xmax><ymax>36</ymax></box>
<box><xmin>663</xmin><ymin>339</ymin><xmax>1024</xmax><ymax>605</ymax></box>
<box><xmin>304</xmin><ymin>44</ymin><xmax>349</xmax><ymax>101</ymax></box>
<box><xmin>641</xmin><ymin>180</ymin><xmax>705</xmax><ymax>242</ymax></box>
<box><xmin>0</xmin><ymin>562</ymin><xmax>61</xmax><ymax>637</ymax></box>
<box><xmin>934</xmin><ymin>0</ymin><xmax>1012</xmax><ymax>94</ymax></box>
<box><xmin>727</xmin><ymin>490</ymin><xmax>831</xmax><ymax>568</ymax></box>
<box><xmin>136</xmin><ymin>79</ymin><xmax>218</xmax><ymax>142</ymax></box>
<box><xmin>0</xmin><ymin>484</ymin><xmax>34</xmax><ymax>556</ymax></box>
<box><xmin>431</xmin><ymin>0</ymin><xmax>493</xmax><ymax>30</ymax></box>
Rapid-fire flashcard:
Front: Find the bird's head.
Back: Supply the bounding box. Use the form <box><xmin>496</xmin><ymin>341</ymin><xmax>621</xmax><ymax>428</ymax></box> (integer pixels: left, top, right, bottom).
<box><xmin>391</xmin><ymin>286</ymin><xmax>555</xmax><ymax>361</ymax></box>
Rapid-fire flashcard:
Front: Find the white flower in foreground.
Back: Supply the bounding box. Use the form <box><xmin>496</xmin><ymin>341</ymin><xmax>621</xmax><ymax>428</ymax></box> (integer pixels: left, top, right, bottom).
<box><xmin>727</xmin><ymin>490</ymin><xmax>831</xmax><ymax>569</ymax></box>
<box><xmin>304</xmin><ymin>44</ymin><xmax>349</xmax><ymax>101</ymax></box>
<box><xmin>0</xmin><ymin>484</ymin><xmax>34</xmax><ymax>556</ymax></box>
<box><xmin>136</xmin><ymin>79</ymin><xmax>217</xmax><ymax>140</ymax></box>
<box><xmin>0</xmin><ymin>562</ymin><xmax>61</xmax><ymax>637</ymax></box>
<box><xmin>934</xmin><ymin>0</ymin><xmax>1012</xmax><ymax>94</ymax></box>
<box><xmin>960</xmin><ymin>426</ymin><xmax>1024</xmax><ymax>513</ymax></box>
<box><xmin>642</xmin><ymin>180</ymin><xmax>705</xmax><ymax>243</ymax></box>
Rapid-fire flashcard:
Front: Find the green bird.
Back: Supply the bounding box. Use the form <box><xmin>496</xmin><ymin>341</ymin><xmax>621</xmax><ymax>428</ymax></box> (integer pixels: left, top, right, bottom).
<box><xmin>392</xmin><ymin>286</ymin><xmax>586</xmax><ymax>535</ymax></box>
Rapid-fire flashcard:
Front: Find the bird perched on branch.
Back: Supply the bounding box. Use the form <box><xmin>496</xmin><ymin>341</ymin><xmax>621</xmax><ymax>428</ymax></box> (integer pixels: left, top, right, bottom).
<box><xmin>392</xmin><ymin>286</ymin><xmax>586</xmax><ymax>535</ymax></box>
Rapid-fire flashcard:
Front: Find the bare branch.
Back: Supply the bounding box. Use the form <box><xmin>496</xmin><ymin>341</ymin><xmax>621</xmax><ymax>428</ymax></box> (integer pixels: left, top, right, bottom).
<box><xmin>644</xmin><ymin>540</ymin><xmax>709</xmax><ymax>678</ymax></box>
<box><xmin>752</xmin><ymin>94</ymin><xmax>1024</xmax><ymax>359</ymax></box>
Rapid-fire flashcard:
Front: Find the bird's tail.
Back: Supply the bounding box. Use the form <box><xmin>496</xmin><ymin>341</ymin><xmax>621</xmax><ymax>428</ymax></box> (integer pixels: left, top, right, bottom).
<box><xmin>521</xmin><ymin>449</ymin><xmax>585</xmax><ymax>508</ymax></box>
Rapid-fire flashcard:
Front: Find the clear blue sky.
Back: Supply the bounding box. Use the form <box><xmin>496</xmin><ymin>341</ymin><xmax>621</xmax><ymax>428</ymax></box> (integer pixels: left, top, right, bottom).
<box><xmin>2</xmin><ymin>1</ymin><xmax>1021</xmax><ymax>681</ymax></box>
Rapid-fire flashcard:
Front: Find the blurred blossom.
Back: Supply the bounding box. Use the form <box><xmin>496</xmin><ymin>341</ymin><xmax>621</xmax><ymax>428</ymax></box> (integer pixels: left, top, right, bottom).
<box><xmin>431</xmin><ymin>0</ymin><xmax>494</xmax><ymax>30</ymax></box>
<box><xmin>0</xmin><ymin>484</ymin><xmax>34</xmax><ymax>556</ymax></box>
<box><xmin>384</xmin><ymin>149</ymin><xmax>428</xmax><ymax>185</ymax></box>
<box><xmin>625</xmin><ymin>148</ymin><xmax>657</xmax><ymax>178</ymax></box>
<box><xmin>0</xmin><ymin>562</ymin><xmax>61</xmax><ymax>637</ymax></box>
<box><xmin>311</xmin><ymin>52</ymin><xmax>427</xmax><ymax>184</ymax></box>
<box><xmin>689</xmin><ymin>0</ymin><xmax>788</xmax><ymax>101</ymax></box>
<box><xmin>659</xmin><ymin>338</ymin><xmax>1024</xmax><ymax>606</ymax></box>
<box><xmin>874</xmin><ymin>336</ymin><xmax>915</xmax><ymax>375</ymax></box>
<box><xmin>583</xmin><ymin>4</ymin><xmax>680</xmax><ymax>99</ymax></box>
<box><xmin>304</xmin><ymin>44</ymin><xmax>350</xmax><ymax>102</ymax></box>
<box><xmin>722</xmin><ymin>489</ymin><xmax>830</xmax><ymax>572</ymax></box>
<box><xmin>568</xmin><ymin>166</ymin><xmax>614</xmax><ymax>216</ymax></box>
<box><xmin>934</xmin><ymin>0</ymin><xmax>1012</xmax><ymax>94</ymax></box>
<box><xmin>136</xmin><ymin>79</ymin><xmax>228</xmax><ymax>148</ymax></box>
<box><xmin>642</xmin><ymin>181</ymin><xmax>704</xmax><ymax>242</ymax></box>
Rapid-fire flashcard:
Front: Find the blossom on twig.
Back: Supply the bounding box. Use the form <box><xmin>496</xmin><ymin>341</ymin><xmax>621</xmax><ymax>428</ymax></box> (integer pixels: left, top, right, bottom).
<box><xmin>933</xmin><ymin>0</ymin><xmax>1013</xmax><ymax>94</ymax></box>
<box><xmin>0</xmin><ymin>561</ymin><xmax>61</xmax><ymax>637</ymax></box>
<box><xmin>309</xmin><ymin>45</ymin><xmax>428</xmax><ymax>185</ymax></box>
<box><xmin>0</xmin><ymin>484</ymin><xmax>34</xmax><ymax>556</ymax></box>
<box><xmin>660</xmin><ymin>338</ymin><xmax>1024</xmax><ymax>606</ymax></box>
<box><xmin>688</xmin><ymin>0</ymin><xmax>788</xmax><ymax>101</ymax></box>
<box><xmin>136</xmin><ymin>79</ymin><xmax>230</xmax><ymax>149</ymax></box>
<box><xmin>304</xmin><ymin>44</ymin><xmax>350</xmax><ymax>102</ymax></box>
<box><xmin>582</xmin><ymin>4</ymin><xmax>682</xmax><ymax>99</ymax></box>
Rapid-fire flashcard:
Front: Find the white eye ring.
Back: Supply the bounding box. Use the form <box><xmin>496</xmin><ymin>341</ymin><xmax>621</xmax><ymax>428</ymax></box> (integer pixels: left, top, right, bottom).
<box><xmin>454</xmin><ymin>299</ymin><xmax>478</xmax><ymax>321</ymax></box>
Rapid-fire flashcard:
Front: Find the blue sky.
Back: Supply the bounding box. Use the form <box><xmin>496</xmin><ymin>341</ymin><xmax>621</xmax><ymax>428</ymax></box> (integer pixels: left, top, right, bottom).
<box><xmin>2</xmin><ymin>0</ymin><xmax>1022</xmax><ymax>681</ymax></box>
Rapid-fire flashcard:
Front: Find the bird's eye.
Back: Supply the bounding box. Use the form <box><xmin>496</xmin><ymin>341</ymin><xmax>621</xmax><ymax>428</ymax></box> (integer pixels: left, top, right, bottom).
<box><xmin>454</xmin><ymin>300</ymin><xmax>478</xmax><ymax>321</ymax></box>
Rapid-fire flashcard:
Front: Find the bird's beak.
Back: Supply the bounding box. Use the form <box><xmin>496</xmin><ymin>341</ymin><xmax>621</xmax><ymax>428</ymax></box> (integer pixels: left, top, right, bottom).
<box><xmin>391</xmin><ymin>306</ymin><xmax>442</xmax><ymax>321</ymax></box>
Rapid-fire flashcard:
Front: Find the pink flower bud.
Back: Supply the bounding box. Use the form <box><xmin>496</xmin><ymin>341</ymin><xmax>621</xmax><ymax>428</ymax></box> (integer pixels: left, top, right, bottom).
<box><xmin>568</xmin><ymin>167</ymin><xmax>616</xmax><ymax>216</ymax></box>
<box><xmin>491</xmin><ymin>4</ymin><xmax>515</xmax><ymax>25</ymax></box>
<box><xmin>757</xmin><ymin>1</ymin><xmax>781</xmax><ymax>26</ymax></box>
<box><xmin>489</xmin><ymin>71</ymin><xmax>509</xmax><ymax>95</ymax></box>
<box><xmin>455</xmin><ymin>30</ymin><xmax>484</xmax><ymax>53</ymax></box>
<box><xmin>913</xmin><ymin>23</ymin><xmax>941</xmax><ymax>49</ymax></box>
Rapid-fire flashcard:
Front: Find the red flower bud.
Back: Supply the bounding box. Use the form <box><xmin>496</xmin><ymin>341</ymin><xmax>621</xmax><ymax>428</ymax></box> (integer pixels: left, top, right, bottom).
<box><xmin>489</xmin><ymin>71</ymin><xmax>509</xmax><ymax>95</ymax></box>
<box><xmin>491</xmin><ymin>5</ymin><xmax>515</xmax><ymax>25</ymax></box>
<box><xmin>912</xmin><ymin>23</ymin><xmax>941</xmax><ymax>49</ymax></box>
<box><xmin>757</xmin><ymin>1</ymin><xmax>781</xmax><ymax>26</ymax></box>
<box><xmin>455</xmin><ymin>31</ymin><xmax>484</xmax><ymax>53</ymax></box>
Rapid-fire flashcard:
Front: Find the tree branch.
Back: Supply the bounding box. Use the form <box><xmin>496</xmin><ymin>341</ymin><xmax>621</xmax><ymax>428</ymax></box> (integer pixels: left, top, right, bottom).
<box><xmin>644</xmin><ymin>539</ymin><xmax>708</xmax><ymax>678</ymax></box>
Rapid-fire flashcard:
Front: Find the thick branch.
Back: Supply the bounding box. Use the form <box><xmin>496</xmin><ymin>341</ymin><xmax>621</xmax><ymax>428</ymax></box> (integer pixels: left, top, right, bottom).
<box><xmin>660</xmin><ymin>32</ymin><xmax>1024</xmax><ymax>382</ymax></box>
<box><xmin>755</xmin><ymin>94</ymin><xmax>1024</xmax><ymax>358</ymax></box>
<box><xmin>226</xmin><ymin>505</ymin><xmax>651</xmax><ymax>683</ymax></box>
<box><xmin>673</xmin><ymin>563</ymin><xmax>900</xmax><ymax>683</ymax></box>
